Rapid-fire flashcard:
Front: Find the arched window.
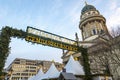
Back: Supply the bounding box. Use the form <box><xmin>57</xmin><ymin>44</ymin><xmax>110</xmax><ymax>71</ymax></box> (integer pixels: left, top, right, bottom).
<box><xmin>93</xmin><ymin>29</ymin><xmax>96</xmax><ymax>35</ymax></box>
<box><xmin>100</xmin><ymin>29</ymin><xmax>104</xmax><ymax>34</ymax></box>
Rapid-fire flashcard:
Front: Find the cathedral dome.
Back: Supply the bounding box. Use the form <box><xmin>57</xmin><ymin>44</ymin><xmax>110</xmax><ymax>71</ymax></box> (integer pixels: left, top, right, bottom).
<box><xmin>81</xmin><ymin>4</ymin><xmax>96</xmax><ymax>14</ymax></box>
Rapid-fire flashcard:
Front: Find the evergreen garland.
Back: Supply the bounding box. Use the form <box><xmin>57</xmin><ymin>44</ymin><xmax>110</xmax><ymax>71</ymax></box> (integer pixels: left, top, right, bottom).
<box><xmin>0</xmin><ymin>26</ymin><xmax>26</xmax><ymax>76</ymax></box>
<box><xmin>78</xmin><ymin>47</ymin><xmax>92</xmax><ymax>80</ymax></box>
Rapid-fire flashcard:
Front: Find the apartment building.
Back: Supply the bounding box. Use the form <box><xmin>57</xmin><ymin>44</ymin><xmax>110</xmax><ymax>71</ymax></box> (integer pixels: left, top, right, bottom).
<box><xmin>7</xmin><ymin>58</ymin><xmax>62</xmax><ymax>80</ymax></box>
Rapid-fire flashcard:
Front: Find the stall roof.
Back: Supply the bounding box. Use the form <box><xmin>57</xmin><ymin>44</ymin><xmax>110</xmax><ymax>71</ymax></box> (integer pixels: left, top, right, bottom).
<box><xmin>34</xmin><ymin>68</ymin><xmax>44</xmax><ymax>80</ymax></box>
<box><xmin>65</xmin><ymin>55</ymin><xmax>84</xmax><ymax>75</ymax></box>
<box><xmin>40</xmin><ymin>63</ymin><xmax>60</xmax><ymax>79</ymax></box>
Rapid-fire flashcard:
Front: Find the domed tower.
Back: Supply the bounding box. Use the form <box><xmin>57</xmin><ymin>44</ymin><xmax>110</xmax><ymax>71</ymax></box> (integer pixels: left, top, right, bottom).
<box><xmin>79</xmin><ymin>3</ymin><xmax>110</xmax><ymax>41</ymax></box>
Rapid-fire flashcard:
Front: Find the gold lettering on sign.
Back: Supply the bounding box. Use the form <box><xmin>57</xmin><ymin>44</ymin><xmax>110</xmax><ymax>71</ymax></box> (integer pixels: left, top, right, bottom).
<box><xmin>25</xmin><ymin>35</ymin><xmax>78</xmax><ymax>51</ymax></box>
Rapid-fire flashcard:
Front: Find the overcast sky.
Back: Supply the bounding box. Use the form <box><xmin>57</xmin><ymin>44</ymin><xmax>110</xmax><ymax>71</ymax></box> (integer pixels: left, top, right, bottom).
<box><xmin>0</xmin><ymin>0</ymin><xmax>120</xmax><ymax>68</ymax></box>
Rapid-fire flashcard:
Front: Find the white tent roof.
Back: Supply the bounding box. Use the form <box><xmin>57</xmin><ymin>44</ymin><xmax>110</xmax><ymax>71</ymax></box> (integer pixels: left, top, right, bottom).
<box><xmin>28</xmin><ymin>68</ymin><xmax>44</xmax><ymax>80</ymax></box>
<box><xmin>40</xmin><ymin>63</ymin><xmax>60</xmax><ymax>79</ymax></box>
<box><xmin>34</xmin><ymin>68</ymin><xmax>44</xmax><ymax>80</ymax></box>
<box><xmin>28</xmin><ymin>75</ymin><xmax>35</xmax><ymax>80</ymax></box>
<box><xmin>65</xmin><ymin>55</ymin><xmax>85</xmax><ymax>75</ymax></box>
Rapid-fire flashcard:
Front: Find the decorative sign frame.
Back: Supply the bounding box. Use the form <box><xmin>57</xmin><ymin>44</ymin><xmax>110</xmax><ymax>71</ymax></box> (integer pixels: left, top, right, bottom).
<box><xmin>26</xmin><ymin>27</ymin><xmax>78</xmax><ymax>51</ymax></box>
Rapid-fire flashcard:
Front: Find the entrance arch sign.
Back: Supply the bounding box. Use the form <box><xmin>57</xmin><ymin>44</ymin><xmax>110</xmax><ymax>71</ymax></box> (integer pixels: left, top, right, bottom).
<box><xmin>0</xmin><ymin>26</ymin><xmax>91</xmax><ymax>80</ymax></box>
<box><xmin>26</xmin><ymin>27</ymin><xmax>78</xmax><ymax>51</ymax></box>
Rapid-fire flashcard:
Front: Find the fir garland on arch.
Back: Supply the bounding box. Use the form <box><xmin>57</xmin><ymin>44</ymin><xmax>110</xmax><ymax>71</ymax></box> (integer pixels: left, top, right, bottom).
<box><xmin>0</xmin><ymin>26</ymin><xmax>26</xmax><ymax>76</ymax></box>
<box><xmin>78</xmin><ymin>47</ymin><xmax>92</xmax><ymax>80</ymax></box>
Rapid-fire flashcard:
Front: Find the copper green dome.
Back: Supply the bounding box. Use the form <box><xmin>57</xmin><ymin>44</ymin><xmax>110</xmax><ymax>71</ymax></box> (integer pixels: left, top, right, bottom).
<box><xmin>81</xmin><ymin>4</ymin><xmax>96</xmax><ymax>14</ymax></box>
